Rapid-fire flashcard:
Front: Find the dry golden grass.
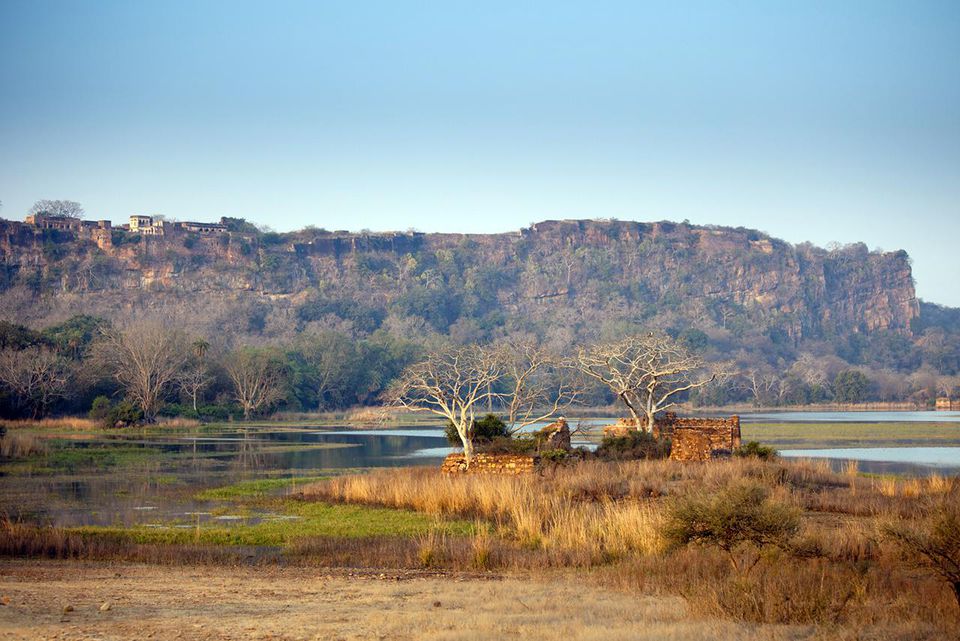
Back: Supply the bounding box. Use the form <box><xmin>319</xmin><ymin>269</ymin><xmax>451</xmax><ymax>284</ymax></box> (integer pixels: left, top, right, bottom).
<box><xmin>0</xmin><ymin>417</ymin><xmax>97</xmax><ymax>431</ymax></box>
<box><xmin>152</xmin><ymin>416</ymin><xmax>201</xmax><ymax>428</ymax></box>
<box><xmin>300</xmin><ymin>457</ymin><xmax>960</xmax><ymax>634</ymax></box>
<box><xmin>0</xmin><ymin>431</ymin><xmax>47</xmax><ymax>458</ymax></box>
<box><xmin>927</xmin><ymin>473</ymin><xmax>954</xmax><ymax>494</ymax></box>
<box><xmin>304</xmin><ymin>461</ymin><xmax>672</xmax><ymax>555</ymax></box>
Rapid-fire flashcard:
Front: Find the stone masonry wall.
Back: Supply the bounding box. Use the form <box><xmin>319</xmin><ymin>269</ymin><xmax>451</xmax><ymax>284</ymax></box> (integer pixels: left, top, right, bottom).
<box><xmin>441</xmin><ymin>453</ymin><xmax>539</xmax><ymax>475</ymax></box>
<box><xmin>669</xmin><ymin>417</ymin><xmax>741</xmax><ymax>462</ymax></box>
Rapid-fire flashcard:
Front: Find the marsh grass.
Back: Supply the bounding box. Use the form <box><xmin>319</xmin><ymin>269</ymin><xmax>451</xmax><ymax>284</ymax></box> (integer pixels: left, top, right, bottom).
<box><xmin>740</xmin><ymin>421</ymin><xmax>960</xmax><ymax>449</ymax></box>
<box><xmin>0</xmin><ymin>417</ymin><xmax>98</xmax><ymax>432</ymax></box>
<box><xmin>193</xmin><ymin>476</ymin><xmax>331</xmax><ymax>501</ymax></box>
<box><xmin>0</xmin><ymin>431</ymin><xmax>47</xmax><ymax>458</ymax></box>
<box><xmin>65</xmin><ymin>500</ymin><xmax>473</xmax><ymax>547</ymax></box>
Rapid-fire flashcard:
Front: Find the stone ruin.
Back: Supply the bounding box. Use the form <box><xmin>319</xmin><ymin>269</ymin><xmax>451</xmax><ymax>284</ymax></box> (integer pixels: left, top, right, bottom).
<box><xmin>440</xmin><ymin>453</ymin><xmax>538</xmax><ymax>475</ymax></box>
<box><xmin>663</xmin><ymin>415</ymin><xmax>741</xmax><ymax>462</ymax></box>
<box><xmin>602</xmin><ymin>413</ymin><xmax>741</xmax><ymax>462</ymax></box>
<box><xmin>440</xmin><ymin>417</ymin><xmax>573</xmax><ymax>475</ymax></box>
<box><xmin>536</xmin><ymin>417</ymin><xmax>571</xmax><ymax>451</ymax></box>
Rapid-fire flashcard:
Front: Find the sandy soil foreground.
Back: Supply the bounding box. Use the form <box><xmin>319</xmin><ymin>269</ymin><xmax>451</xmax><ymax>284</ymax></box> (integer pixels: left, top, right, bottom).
<box><xmin>0</xmin><ymin>560</ymin><xmax>802</xmax><ymax>641</ymax></box>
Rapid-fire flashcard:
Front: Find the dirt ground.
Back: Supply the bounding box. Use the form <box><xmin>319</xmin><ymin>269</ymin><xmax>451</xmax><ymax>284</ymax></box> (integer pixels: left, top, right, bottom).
<box><xmin>0</xmin><ymin>559</ymin><xmax>812</xmax><ymax>641</ymax></box>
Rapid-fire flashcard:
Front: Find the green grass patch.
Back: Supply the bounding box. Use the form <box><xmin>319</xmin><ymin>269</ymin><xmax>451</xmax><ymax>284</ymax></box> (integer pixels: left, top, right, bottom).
<box><xmin>35</xmin><ymin>445</ymin><xmax>162</xmax><ymax>473</ymax></box>
<box><xmin>742</xmin><ymin>422</ymin><xmax>960</xmax><ymax>449</ymax></box>
<box><xmin>69</xmin><ymin>500</ymin><xmax>473</xmax><ymax>546</ymax></box>
<box><xmin>194</xmin><ymin>476</ymin><xmax>330</xmax><ymax>501</ymax></box>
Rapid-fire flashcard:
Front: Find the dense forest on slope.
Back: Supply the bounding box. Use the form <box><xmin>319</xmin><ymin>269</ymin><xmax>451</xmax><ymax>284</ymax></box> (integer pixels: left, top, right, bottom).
<box><xmin>1</xmin><ymin>215</ymin><xmax>958</xmax><ymax>417</ymax></box>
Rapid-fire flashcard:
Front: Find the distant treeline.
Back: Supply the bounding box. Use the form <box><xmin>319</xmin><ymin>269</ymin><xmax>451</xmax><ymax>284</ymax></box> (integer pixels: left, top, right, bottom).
<box><xmin>0</xmin><ymin>312</ymin><xmax>957</xmax><ymax>423</ymax></box>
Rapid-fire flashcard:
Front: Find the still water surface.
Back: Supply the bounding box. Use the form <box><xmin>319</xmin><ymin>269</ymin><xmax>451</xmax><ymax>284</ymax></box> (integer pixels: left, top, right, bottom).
<box><xmin>2</xmin><ymin>412</ymin><xmax>958</xmax><ymax>527</ymax></box>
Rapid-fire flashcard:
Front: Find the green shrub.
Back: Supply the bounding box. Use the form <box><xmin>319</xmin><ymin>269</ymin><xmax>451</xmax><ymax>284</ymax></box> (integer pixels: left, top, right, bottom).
<box><xmin>477</xmin><ymin>435</ymin><xmax>538</xmax><ymax>454</ymax></box>
<box><xmin>663</xmin><ymin>482</ymin><xmax>800</xmax><ymax>573</ymax></box>
<box><xmin>444</xmin><ymin>413</ymin><xmax>509</xmax><ymax>446</ymax></box>
<box><xmin>540</xmin><ymin>448</ymin><xmax>570</xmax><ymax>463</ymax></box>
<box><xmin>735</xmin><ymin>441</ymin><xmax>778</xmax><ymax>461</ymax></box>
<box><xmin>596</xmin><ymin>430</ymin><xmax>670</xmax><ymax>460</ymax></box>
<box><xmin>88</xmin><ymin>396</ymin><xmax>112</xmax><ymax>422</ymax></box>
<box><xmin>105</xmin><ymin>401</ymin><xmax>144</xmax><ymax>427</ymax></box>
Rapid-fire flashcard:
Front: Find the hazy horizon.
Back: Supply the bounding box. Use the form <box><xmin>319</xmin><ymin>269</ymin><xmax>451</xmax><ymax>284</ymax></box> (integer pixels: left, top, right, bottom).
<box><xmin>1</xmin><ymin>1</ymin><xmax>958</xmax><ymax>305</ymax></box>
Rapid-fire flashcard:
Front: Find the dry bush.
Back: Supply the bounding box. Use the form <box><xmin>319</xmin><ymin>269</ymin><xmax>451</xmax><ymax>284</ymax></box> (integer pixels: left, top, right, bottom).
<box><xmin>662</xmin><ymin>481</ymin><xmax>800</xmax><ymax>573</ymax></box>
<box><xmin>884</xmin><ymin>490</ymin><xmax>960</xmax><ymax>610</ymax></box>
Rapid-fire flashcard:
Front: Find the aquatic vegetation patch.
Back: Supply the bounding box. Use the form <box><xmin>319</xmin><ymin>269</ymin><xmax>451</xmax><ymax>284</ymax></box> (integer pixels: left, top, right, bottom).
<box><xmin>67</xmin><ymin>500</ymin><xmax>473</xmax><ymax>547</ymax></box>
<box><xmin>194</xmin><ymin>476</ymin><xmax>331</xmax><ymax>501</ymax></box>
<box><xmin>741</xmin><ymin>422</ymin><xmax>960</xmax><ymax>449</ymax></box>
<box><xmin>43</xmin><ymin>445</ymin><xmax>163</xmax><ymax>472</ymax></box>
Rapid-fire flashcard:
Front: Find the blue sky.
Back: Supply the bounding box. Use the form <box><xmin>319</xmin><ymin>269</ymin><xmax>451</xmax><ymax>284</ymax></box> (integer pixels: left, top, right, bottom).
<box><xmin>1</xmin><ymin>1</ymin><xmax>958</xmax><ymax>305</ymax></box>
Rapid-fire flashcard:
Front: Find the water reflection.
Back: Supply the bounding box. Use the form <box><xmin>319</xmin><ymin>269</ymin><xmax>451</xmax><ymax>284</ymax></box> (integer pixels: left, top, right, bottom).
<box><xmin>1</xmin><ymin>425</ymin><xmax>453</xmax><ymax>528</ymax></box>
<box><xmin>781</xmin><ymin>446</ymin><xmax>960</xmax><ymax>475</ymax></box>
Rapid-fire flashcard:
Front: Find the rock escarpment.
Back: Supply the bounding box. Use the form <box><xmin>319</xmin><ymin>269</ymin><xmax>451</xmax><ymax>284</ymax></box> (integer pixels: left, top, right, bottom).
<box><xmin>0</xmin><ymin>217</ymin><xmax>920</xmax><ymax>341</ymax></box>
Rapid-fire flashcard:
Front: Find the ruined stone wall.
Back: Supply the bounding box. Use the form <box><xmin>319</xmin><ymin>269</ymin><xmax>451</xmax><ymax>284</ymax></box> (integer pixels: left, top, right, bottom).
<box><xmin>441</xmin><ymin>453</ymin><xmax>539</xmax><ymax>475</ymax></box>
<box><xmin>668</xmin><ymin>417</ymin><xmax>741</xmax><ymax>462</ymax></box>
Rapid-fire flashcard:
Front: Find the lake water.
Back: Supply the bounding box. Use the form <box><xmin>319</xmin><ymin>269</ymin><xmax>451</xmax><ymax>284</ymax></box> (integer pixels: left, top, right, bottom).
<box><xmin>781</xmin><ymin>446</ymin><xmax>960</xmax><ymax>476</ymax></box>
<box><xmin>2</xmin><ymin>411</ymin><xmax>959</xmax><ymax>527</ymax></box>
<box><xmin>740</xmin><ymin>410</ymin><xmax>960</xmax><ymax>423</ymax></box>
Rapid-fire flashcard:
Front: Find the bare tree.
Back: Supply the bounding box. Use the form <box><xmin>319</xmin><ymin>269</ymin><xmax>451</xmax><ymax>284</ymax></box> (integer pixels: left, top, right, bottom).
<box><xmin>226</xmin><ymin>347</ymin><xmax>285</xmax><ymax>419</ymax></box>
<box><xmin>576</xmin><ymin>332</ymin><xmax>719</xmax><ymax>433</ymax></box>
<box><xmin>29</xmin><ymin>199</ymin><xmax>85</xmax><ymax>218</ymax></box>
<box><xmin>386</xmin><ymin>345</ymin><xmax>502</xmax><ymax>466</ymax></box>
<box><xmin>175</xmin><ymin>360</ymin><xmax>210</xmax><ymax>413</ymax></box>
<box><xmin>738</xmin><ymin>367</ymin><xmax>784</xmax><ymax>407</ymax></box>
<box><xmin>95</xmin><ymin>321</ymin><xmax>188</xmax><ymax>420</ymax></box>
<box><xmin>494</xmin><ymin>339</ymin><xmax>582</xmax><ymax>433</ymax></box>
<box><xmin>0</xmin><ymin>347</ymin><xmax>72</xmax><ymax>417</ymax></box>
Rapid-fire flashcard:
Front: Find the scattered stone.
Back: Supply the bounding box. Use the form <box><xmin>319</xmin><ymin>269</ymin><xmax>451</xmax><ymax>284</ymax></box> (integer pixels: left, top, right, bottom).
<box><xmin>433</xmin><ymin>601</ymin><xmax>441</xmax><ymax>608</ymax></box>
<box><xmin>0</xmin><ymin>595</ymin><xmax>10</xmax><ymax>606</ymax></box>
<box><xmin>99</xmin><ymin>601</ymin><xmax>112</xmax><ymax>612</ymax></box>
<box><xmin>62</xmin><ymin>605</ymin><xmax>74</xmax><ymax>613</ymax></box>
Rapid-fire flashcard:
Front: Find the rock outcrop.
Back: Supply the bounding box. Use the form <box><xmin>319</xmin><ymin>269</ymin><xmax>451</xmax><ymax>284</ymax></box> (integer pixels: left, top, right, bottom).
<box><xmin>0</xmin><ymin>217</ymin><xmax>921</xmax><ymax>342</ymax></box>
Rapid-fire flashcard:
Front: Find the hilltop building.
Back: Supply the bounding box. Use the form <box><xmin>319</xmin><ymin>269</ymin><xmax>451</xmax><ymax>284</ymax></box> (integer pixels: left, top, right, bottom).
<box><xmin>125</xmin><ymin>215</ymin><xmax>227</xmax><ymax>236</ymax></box>
<box><xmin>23</xmin><ymin>211</ymin><xmax>230</xmax><ymax>248</ymax></box>
<box><xmin>24</xmin><ymin>214</ymin><xmax>112</xmax><ymax>249</ymax></box>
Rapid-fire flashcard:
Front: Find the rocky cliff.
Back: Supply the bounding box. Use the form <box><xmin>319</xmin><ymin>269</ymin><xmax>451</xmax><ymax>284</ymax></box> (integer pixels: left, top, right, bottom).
<box><xmin>0</xmin><ymin>217</ymin><xmax>920</xmax><ymax>343</ymax></box>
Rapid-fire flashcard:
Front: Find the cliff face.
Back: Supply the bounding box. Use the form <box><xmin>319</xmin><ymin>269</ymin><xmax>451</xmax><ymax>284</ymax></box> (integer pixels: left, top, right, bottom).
<box><xmin>0</xmin><ymin>217</ymin><xmax>919</xmax><ymax>340</ymax></box>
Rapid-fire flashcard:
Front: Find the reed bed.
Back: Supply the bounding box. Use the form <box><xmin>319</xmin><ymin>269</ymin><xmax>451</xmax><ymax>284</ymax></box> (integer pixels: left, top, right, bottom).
<box><xmin>0</xmin><ymin>431</ymin><xmax>47</xmax><ymax>458</ymax></box>
<box><xmin>0</xmin><ymin>417</ymin><xmax>97</xmax><ymax>431</ymax></box>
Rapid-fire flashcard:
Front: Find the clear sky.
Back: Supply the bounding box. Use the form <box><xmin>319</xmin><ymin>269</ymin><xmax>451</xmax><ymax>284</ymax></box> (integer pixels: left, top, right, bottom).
<box><xmin>1</xmin><ymin>1</ymin><xmax>958</xmax><ymax>305</ymax></box>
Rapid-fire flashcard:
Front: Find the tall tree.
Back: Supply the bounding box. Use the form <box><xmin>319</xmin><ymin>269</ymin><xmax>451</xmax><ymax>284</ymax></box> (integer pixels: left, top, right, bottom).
<box><xmin>0</xmin><ymin>347</ymin><xmax>72</xmax><ymax>417</ymax></box>
<box><xmin>175</xmin><ymin>359</ymin><xmax>210</xmax><ymax>413</ymax></box>
<box><xmin>576</xmin><ymin>332</ymin><xmax>719</xmax><ymax>433</ymax></box>
<box><xmin>386</xmin><ymin>345</ymin><xmax>502</xmax><ymax>466</ymax></box>
<box><xmin>226</xmin><ymin>347</ymin><xmax>285</xmax><ymax>419</ymax></box>
<box><xmin>28</xmin><ymin>199</ymin><xmax>85</xmax><ymax>218</ymax></box>
<box><xmin>95</xmin><ymin>321</ymin><xmax>188</xmax><ymax>420</ymax></box>
<box><xmin>494</xmin><ymin>339</ymin><xmax>582</xmax><ymax>433</ymax></box>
